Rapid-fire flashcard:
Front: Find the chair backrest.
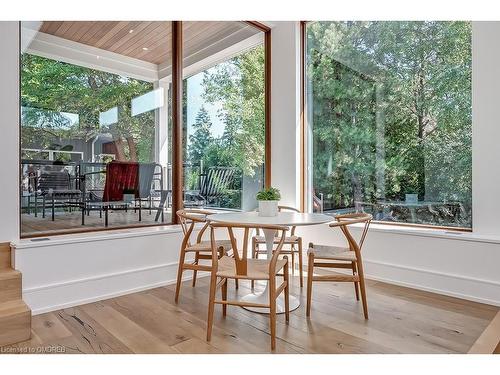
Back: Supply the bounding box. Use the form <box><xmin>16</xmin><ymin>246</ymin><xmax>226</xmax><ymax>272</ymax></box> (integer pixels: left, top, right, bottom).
<box><xmin>209</xmin><ymin>222</ymin><xmax>288</xmax><ymax>277</ymax></box>
<box><xmin>137</xmin><ymin>163</ymin><xmax>158</xmax><ymax>199</ymax></box>
<box><xmin>279</xmin><ymin>206</ymin><xmax>300</xmax><ymax>235</ymax></box>
<box><xmin>38</xmin><ymin>170</ymin><xmax>71</xmax><ymax>192</ymax></box>
<box><xmin>176</xmin><ymin>209</ymin><xmax>213</xmax><ymax>249</ymax></box>
<box><xmin>103</xmin><ymin>161</ymin><xmax>139</xmax><ymax>202</ymax></box>
<box><xmin>200</xmin><ymin>167</ymin><xmax>236</xmax><ymax>199</ymax></box>
<box><xmin>329</xmin><ymin>212</ymin><xmax>372</xmax><ymax>255</ymax></box>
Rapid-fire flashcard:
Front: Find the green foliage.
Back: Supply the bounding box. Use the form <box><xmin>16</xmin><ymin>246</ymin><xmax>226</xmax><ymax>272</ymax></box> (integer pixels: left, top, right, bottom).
<box><xmin>184</xmin><ymin>45</ymin><xmax>265</xmax><ymax>208</ymax></box>
<box><xmin>201</xmin><ymin>45</ymin><xmax>265</xmax><ymax>176</ymax></box>
<box><xmin>21</xmin><ymin>54</ymin><xmax>155</xmax><ymax>162</ymax></box>
<box><xmin>307</xmin><ymin>21</ymin><xmax>472</xmax><ymax>227</ymax></box>
<box><xmin>256</xmin><ymin>187</ymin><xmax>281</xmax><ymax>201</ymax></box>
<box><xmin>188</xmin><ymin>106</ymin><xmax>213</xmax><ymax>164</ymax></box>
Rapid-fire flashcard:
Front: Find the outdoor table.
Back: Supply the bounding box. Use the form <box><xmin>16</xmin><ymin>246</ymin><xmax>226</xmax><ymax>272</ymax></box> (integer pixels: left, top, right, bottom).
<box><xmin>209</xmin><ymin>211</ymin><xmax>332</xmax><ymax>314</ymax></box>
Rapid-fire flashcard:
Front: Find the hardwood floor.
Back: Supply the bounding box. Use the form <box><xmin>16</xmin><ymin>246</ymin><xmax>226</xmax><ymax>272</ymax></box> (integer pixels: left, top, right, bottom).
<box><xmin>2</xmin><ymin>274</ymin><xmax>497</xmax><ymax>354</ymax></box>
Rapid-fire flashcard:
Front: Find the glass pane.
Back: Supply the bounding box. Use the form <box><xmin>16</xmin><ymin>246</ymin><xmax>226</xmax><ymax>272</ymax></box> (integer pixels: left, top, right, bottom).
<box><xmin>306</xmin><ymin>21</ymin><xmax>472</xmax><ymax>228</ymax></box>
<box><xmin>182</xmin><ymin>22</ymin><xmax>265</xmax><ymax>211</ymax></box>
<box><xmin>20</xmin><ymin>21</ymin><xmax>173</xmax><ymax>236</ymax></box>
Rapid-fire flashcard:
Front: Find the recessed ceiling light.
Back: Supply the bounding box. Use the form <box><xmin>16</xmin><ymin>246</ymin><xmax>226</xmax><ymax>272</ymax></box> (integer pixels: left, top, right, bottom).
<box><xmin>96</xmin><ymin>55</ymin><xmax>100</xmax><ymax>59</ymax></box>
<box><xmin>129</xmin><ymin>29</ymin><xmax>134</xmax><ymax>33</ymax></box>
<box><xmin>142</xmin><ymin>47</ymin><xmax>149</xmax><ymax>51</ymax></box>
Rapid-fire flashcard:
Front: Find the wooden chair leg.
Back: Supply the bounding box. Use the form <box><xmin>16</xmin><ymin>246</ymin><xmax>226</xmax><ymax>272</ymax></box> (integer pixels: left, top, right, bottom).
<box><xmin>283</xmin><ymin>258</ymin><xmax>290</xmax><ymax>324</ymax></box>
<box><xmin>251</xmin><ymin>241</ymin><xmax>257</xmax><ymax>289</ymax></box>
<box><xmin>206</xmin><ymin>274</ymin><xmax>217</xmax><ymax>342</ymax></box>
<box><xmin>174</xmin><ymin>249</ymin><xmax>187</xmax><ymax>303</ymax></box>
<box><xmin>269</xmin><ymin>279</ymin><xmax>277</xmax><ymax>351</ymax></box>
<box><xmin>306</xmin><ymin>253</ymin><xmax>314</xmax><ymax>317</ymax></box>
<box><xmin>192</xmin><ymin>252</ymin><xmax>199</xmax><ymax>287</ymax></box>
<box><xmin>357</xmin><ymin>260</ymin><xmax>369</xmax><ymax>319</ymax></box>
<box><xmin>352</xmin><ymin>261</ymin><xmax>360</xmax><ymax>301</ymax></box>
<box><xmin>298</xmin><ymin>239</ymin><xmax>304</xmax><ymax>288</ymax></box>
<box><xmin>222</xmin><ymin>278</ymin><xmax>227</xmax><ymax>317</ymax></box>
<box><xmin>291</xmin><ymin>249</ymin><xmax>295</xmax><ymax>276</ymax></box>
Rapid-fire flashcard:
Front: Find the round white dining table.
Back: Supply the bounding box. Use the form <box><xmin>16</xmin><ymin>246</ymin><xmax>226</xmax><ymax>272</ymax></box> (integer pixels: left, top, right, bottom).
<box><xmin>208</xmin><ymin>211</ymin><xmax>333</xmax><ymax>314</ymax></box>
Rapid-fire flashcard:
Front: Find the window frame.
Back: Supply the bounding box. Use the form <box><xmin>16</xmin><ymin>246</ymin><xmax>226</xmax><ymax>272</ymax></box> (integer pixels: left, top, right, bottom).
<box><xmin>19</xmin><ymin>20</ymin><xmax>272</xmax><ymax>238</ymax></box>
<box><xmin>299</xmin><ymin>20</ymin><xmax>472</xmax><ymax>233</ymax></box>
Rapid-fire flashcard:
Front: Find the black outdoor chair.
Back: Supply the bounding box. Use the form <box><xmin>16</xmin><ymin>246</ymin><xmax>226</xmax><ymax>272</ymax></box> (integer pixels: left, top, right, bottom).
<box><xmin>184</xmin><ymin>167</ymin><xmax>236</xmax><ymax>208</ymax></box>
<box><xmin>36</xmin><ymin>170</ymin><xmax>82</xmax><ymax>221</ymax></box>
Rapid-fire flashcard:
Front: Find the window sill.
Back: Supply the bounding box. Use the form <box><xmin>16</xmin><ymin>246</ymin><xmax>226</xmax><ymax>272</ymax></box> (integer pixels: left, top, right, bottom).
<box><xmin>349</xmin><ymin>222</ymin><xmax>500</xmax><ymax>245</ymax></box>
<box><xmin>12</xmin><ymin>223</ymin><xmax>204</xmax><ymax>250</ymax></box>
<box><xmin>15</xmin><ymin>208</ymin><xmax>236</xmax><ymax>249</ymax></box>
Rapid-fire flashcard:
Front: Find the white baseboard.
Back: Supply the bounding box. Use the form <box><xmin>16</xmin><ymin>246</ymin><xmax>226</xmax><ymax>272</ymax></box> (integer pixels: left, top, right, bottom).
<box><xmin>24</xmin><ymin>262</ymin><xmax>206</xmax><ymax>315</ymax></box>
<box><xmin>23</xmin><ymin>257</ymin><xmax>500</xmax><ymax>315</ymax></box>
<box><xmin>364</xmin><ymin>259</ymin><xmax>500</xmax><ymax>307</ymax></box>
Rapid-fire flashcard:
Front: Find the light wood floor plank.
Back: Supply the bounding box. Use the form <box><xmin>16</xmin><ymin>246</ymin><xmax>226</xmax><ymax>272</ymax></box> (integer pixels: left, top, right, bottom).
<box><xmin>3</xmin><ymin>274</ymin><xmax>497</xmax><ymax>354</ymax></box>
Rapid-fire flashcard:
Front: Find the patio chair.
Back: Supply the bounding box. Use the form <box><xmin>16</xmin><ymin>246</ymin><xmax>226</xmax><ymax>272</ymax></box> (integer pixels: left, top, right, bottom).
<box><xmin>36</xmin><ymin>169</ymin><xmax>82</xmax><ymax>221</ymax></box>
<box><xmin>81</xmin><ymin>161</ymin><xmax>138</xmax><ymax>226</ymax></box>
<box><xmin>135</xmin><ymin>162</ymin><xmax>163</xmax><ymax>222</ymax></box>
<box><xmin>184</xmin><ymin>167</ymin><xmax>236</xmax><ymax>208</ymax></box>
<box><xmin>80</xmin><ymin>161</ymin><xmax>165</xmax><ymax>226</ymax></box>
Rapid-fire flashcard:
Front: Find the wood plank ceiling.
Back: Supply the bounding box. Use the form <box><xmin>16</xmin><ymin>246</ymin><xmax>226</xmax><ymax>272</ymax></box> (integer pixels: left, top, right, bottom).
<box><xmin>39</xmin><ymin>21</ymin><xmax>258</xmax><ymax>65</ymax></box>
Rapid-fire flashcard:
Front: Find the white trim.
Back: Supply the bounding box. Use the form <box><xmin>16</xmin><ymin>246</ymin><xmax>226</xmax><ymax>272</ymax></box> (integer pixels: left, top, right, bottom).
<box><xmin>12</xmin><ymin>224</ymin><xmax>193</xmax><ymax>249</ymax></box>
<box><xmin>347</xmin><ymin>221</ymin><xmax>500</xmax><ymax>245</ymax></box>
<box><xmin>24</xmin><ymin>30</ymin><xmax>159</xmax><ymax>82</ymax></box>
<box><xmin>23</xmin><ymin>261</ymin><xmax>178</xmax><ymax>293</ymax></box>
<box><xmin>28</xmin><ymin>280</ymin><xmax>172</xmax><ymax>316</ymax></box>
<box><xmin>23</xmin><ymin>261</ymin><xmax>208</xmax><ymax>315</ymax></box>
<box><xmin>364</xmin><ymin>258</ymin><xmax>500</xmax><ymax>288</ymax></box>
<box><xmin>363</xmin><ymin>259</ymin><xmax>500</xmax><ymax>306</ymax></box>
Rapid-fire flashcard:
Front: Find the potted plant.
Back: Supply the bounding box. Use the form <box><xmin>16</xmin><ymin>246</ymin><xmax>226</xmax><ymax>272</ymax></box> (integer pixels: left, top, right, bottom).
<box><xmin>256</xmin><ymin>187</ymin><xmax>281</xmax><ymax>217</ymax></box>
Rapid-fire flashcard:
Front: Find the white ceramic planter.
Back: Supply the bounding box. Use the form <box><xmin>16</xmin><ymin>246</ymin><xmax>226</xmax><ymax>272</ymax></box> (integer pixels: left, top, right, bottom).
<box><xmin>258</xmin><ymin>200</ymin><xmax>279</xmax><ymax>217</ymax></box>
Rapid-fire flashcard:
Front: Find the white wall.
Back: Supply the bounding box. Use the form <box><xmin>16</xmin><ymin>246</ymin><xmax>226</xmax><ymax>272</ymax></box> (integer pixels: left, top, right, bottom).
<box><xmin>296</xmin><ymin>224</ymin><xmax>500</xmax><ymax>306</ymax></box>
<box><xmin>12</xmin><ymin>227</ymin><xmax>197</xmax><ymax>314</ymax></box>
<box><xmin>472</xmin><ymin>22</ymin><xmax>500</xmax><ymax>236</ymax></box>
<box><xmin>270</xmin><ymin>22</ymin><xmax>301</xmax><ymax>208</ymax></box>
<box><xmin>2</xmin><ymin>21</ymin><xmax>500</xmax><ymax>315</ymax></box>
<box><xmin>0</xmin><ymin>22</ymin><xmax>20</xmax><ymax>243</ymax></box>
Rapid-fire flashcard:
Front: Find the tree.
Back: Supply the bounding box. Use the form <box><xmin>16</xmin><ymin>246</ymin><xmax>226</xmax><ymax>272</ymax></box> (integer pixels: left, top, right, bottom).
<box><xmin>21</xmin><ymin>54</ymin><xmax>155</xmax><ymax>162</ymax></box>
<box><xmin>307</xmin><ymin>21</ymin><xmax>472</xmax><ymax>226</ymax></box>
<box><xmin>188</xmin><ymin>106</ymin><xmax>213</xmax><ymax>164</ymax></box>
<box><xmin>201</xmin><ymin>45</ymin><xmax>265</xmax><ymax>176</ymax></box>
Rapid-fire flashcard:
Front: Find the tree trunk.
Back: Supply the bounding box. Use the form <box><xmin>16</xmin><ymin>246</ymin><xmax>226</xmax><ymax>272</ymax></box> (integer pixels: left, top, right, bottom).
<box><xmin>415</xmin><ymin>68</ymin><xmax>426</xmax><ymax>200</ymax></box>
<box><xmin>113</xmin><ymin>137</ymin><xmax>126</xmax><ymax>161</ymax></box>
<box><xmin>126</xmin><ymin>136</ymin><xmax>138</xmax><ymax>162</ymax></box>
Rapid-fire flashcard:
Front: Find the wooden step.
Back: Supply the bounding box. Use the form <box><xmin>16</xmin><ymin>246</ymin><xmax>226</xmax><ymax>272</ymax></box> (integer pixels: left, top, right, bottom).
<box><xmin>0</xmin><ymin>269</ymin><xmax>22</xmax><ymax>303</ymax></box>
<box><xmin>0</xmin><ymin>300</ymin><xmax>31</xmax><ymax>347</ymax></box>
<box><xmin>0</xmin><ymin>242</ymin><xmax>11</xmax><ymax>269</ymax></box>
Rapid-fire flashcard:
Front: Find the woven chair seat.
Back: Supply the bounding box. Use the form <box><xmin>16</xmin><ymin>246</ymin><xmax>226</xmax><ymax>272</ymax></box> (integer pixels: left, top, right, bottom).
<box><xmin>216</xmin><ymin>256</ymin><xmax>287</xmax><ymax>280</ymax></box>
<box><xmin>253</xmin><ymin>235</ymin><xmax>300</xmax><ymax>244</ymax></box>
<box><xmin>307</xmin><ymin>245</ymin><xmax>357</xmax><ymax>261</ymax></box>
<box><xmin>185</xmin><ymin>240</ymin><xmax>232</xmax><ymax>253</ymax></box>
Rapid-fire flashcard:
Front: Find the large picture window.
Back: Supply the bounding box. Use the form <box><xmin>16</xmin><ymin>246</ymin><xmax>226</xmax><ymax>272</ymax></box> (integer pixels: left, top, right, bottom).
<box><xmin>306</xmin><ymin>21</ymin><xmax>472</xmax><ymax>229</ymax></box>
<box><xmin>182</xmin><ymin>21</ymin><xmax>265</xmax><ymax>211</ymax></box>
<box><xmin>20</xmin><ymin>21</ymin><xmax>268</xmax><ymax>237</ymax></box>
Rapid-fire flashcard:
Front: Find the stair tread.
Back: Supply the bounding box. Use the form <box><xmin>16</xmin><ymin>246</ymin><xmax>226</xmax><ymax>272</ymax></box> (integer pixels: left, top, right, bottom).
<box><xmin>0</xmin><ymin>269</ymin><xmax>21</xmax><ymax>280</ymax></box>
<box><xmin>0</xmin><ymin>299</ymin><xmax>30</xmax><ymax>316</ymax></box>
